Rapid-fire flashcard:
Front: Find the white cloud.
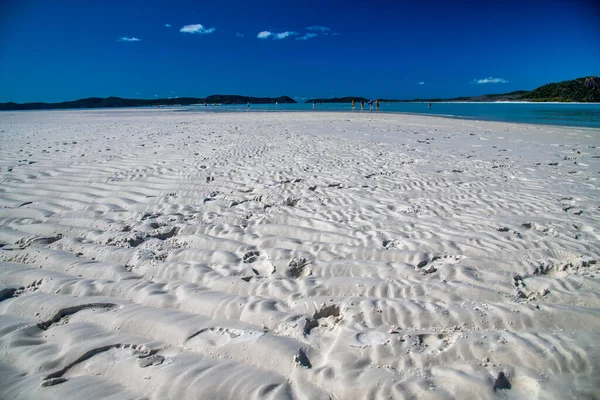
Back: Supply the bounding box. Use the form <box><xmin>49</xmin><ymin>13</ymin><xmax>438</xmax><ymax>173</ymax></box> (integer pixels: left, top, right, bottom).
<box><xmin>472</xmin><ymin>77</ymin><xmax>508</xmax><ymax>84</ymax></box>
<box><xmin>257</xmin><ymin>31</ymin><xmax>272</xmax><ymax>39</ymax></box>
<box><xmin>165</xmin><ymin>24</ymin><xmax>171</xmax><ymax>28</ymax></box>
<box><xmin>117</xmin><ymin>36</ymin><xmax>140</xmax><ymax>42</ymax></box>
<box><xmin>236</xmin><ymin>32</ymin><xmax>245</xmax><ymax>37</ymax></box>
<box><xmin>274</xmin><ymin>31</ymin><xmax>297</xmax><ymax>40</ymax></box>
<box><xmin>257</xmin><ymin>31</ymin><xmax>296</xmax><ymax>40</ymax></box>
<box><xmin>296</xmin><ymin>33</ymin><xmax>318</xmax><ymax>40</ymax></box>
<box><xmin>307</xmin><ymin>25</ymin><xmax>330</xmax><ymax>32</ymax></box>
<box><xmin>418</xmin><ymin>81</ymin><xmax>425</xmax><ymax>85</ymax></box>
<box><xmin>180</xmin><ymin>24</ymin><xmax>216</xmax><ymax>34</ymax></box>
<box><xmin>332</xmin><ymin>32</ymin><xmax>341</xmax><ymax>36</ymax></box>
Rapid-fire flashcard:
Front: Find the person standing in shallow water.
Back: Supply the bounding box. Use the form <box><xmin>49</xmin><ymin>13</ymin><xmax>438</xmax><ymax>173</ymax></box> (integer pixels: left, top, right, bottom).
<box><xmin>247</xmin><ymin>102</ymin><xmax>250</xmax><ymax>109</ymax></box>
<box><xmin>376</xmin><ymin>100</ymin><xmax>380</xmax><ymax>111</ymax></box>
<box><xmin>352</xmin><ymin>100</ymin><xmax>355</xmax><ymax>110</ymax></box>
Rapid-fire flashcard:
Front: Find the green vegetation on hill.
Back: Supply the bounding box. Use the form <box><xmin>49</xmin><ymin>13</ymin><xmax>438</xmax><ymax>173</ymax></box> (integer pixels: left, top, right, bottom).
<box><xmin>521</xmin><ymin>76</ymin><xmax>600</xmax><ymax>102</ymax></box>
<box><xmin>0</xmin><ymin>95</ymin><xmax>296</xmax><ymax>111</ymax></box>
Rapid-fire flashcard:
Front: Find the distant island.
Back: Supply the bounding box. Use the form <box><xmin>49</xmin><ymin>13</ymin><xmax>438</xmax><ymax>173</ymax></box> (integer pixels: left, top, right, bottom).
<box><xmin>0</xmin><ymin>95</ymin><xmax>296</xmax><ymax>111</ymax></box>
<box><xmin>306</xmin><ymin>76</ymin><xmax>600</xmax><ymax>104</ymax></box>
<box><xmin>2</xmin><ymin>76</ymin><xmax>598</xmax><ymax>111</ymax></box>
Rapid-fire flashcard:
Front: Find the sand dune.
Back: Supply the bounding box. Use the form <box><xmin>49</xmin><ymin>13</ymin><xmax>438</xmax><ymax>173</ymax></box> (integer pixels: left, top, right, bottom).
<box><xmin>0</xmin><ymin>109</ymin><xmax>599</xmax><ymax>399</ymax></box>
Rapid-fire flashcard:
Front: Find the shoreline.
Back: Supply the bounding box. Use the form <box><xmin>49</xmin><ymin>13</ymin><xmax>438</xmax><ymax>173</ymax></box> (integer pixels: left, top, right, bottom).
<box><xmin>3</xmin><ymin>106</ymin><xmax>599</xmax><ymax>130</ymax></box>
<box><xmin>4</xmin><ymin>102</ymin><xmax>598</xmax><ymax>129</ymax></box>
<box><xmin>183</xmin><ymin>108</ymin><xmax>600</xmax><ymax>130</ymax></box>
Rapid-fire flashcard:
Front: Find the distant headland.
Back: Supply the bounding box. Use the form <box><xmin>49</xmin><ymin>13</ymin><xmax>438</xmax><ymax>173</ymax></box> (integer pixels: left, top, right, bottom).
<box><xmin>0</xmin><ymin>95</ymin><xmax>296</xmax><ymax>111</ymax></box>
<box><xmin>1</xmin><ymin>76</ymin><xmax>598</xmax><ymax>111</ymax></box>
<box><xmin>306</xmin><ymin>76</ymin><xmax>600</xmax><ymax>104</ymax></box>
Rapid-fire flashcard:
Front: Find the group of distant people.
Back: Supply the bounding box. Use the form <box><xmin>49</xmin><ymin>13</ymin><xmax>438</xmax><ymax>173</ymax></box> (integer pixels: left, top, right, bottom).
<box><xmin>351</xmin><ymin>99</ymin><xmax>380</xmax><ymax>111</ymax></box>
<box><xmin>244</xmin><ymin>99</ymin><xmax>432</xmax><ymax>111</ymax></box>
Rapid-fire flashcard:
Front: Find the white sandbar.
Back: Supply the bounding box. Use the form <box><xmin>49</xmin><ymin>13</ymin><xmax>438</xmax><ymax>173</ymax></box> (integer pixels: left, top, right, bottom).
<box><xmin>0</xmin><ymin>109</ymin><xmax>599</xmax><ymax>399</ymax></box>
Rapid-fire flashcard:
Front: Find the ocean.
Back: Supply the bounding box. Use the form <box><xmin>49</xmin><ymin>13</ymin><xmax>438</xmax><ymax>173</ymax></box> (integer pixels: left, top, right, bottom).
<box><xmin>182</xmin><ymin>102</ymin><xmax>600</xmax><ymax>129</ymax></box>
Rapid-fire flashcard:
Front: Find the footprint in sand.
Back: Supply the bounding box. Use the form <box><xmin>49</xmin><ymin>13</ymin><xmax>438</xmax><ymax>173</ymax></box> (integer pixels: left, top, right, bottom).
<box><xmin>43</xmin><ymin>343</ymin><xmax>157</xmax><ymax>385</ymax></box>
<box><xmin>243</xmin><ymin>251</ymin><xmax>260</xmax><ymax>263</ymax></box>
<box><xmin>13</xmin><ymin>279</ymin><xmax>44</xmax><ymax>297</ymax></box>
<box><xmin>304</xmin><ymin>304</ymin><xmax>342</xmax><ymax>335</ymax></box>
<box><xmin>522</xmin><ymin>250</ymin><xmax>598</xmax><ymax>279</ymax></box>
<box><xmin>348</xmin><ymin>331</ymin><xmax>389</xmax><ymax>348</ymax></box>
<box><xmin>287</xmin><ymin>258</ymin><xmax>312</xmax><ymax>279</ymax></box>
<box><xmin>186</xmin><ymin>327</ymin><xmax>264</xmax><ymax>348</ymax></box>
<box><xmin>8</xmin><ymin>234</ymin><xmax>63</xmax><ymax>250</ymax></box>
<box><xmin>418</xmin><ymin>254</ymin><xmax>464</xmax><ymax>274</ymax></box>
<box><xmin>413</xmin><ymin>333</ymin><xmax>456</xmax><ymax>354</ymax></box>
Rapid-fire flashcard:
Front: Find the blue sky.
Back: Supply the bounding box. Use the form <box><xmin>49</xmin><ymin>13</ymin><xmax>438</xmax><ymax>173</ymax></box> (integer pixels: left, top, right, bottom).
<box><xmin>1</xmin><ymin>0</ymin><xmax>598</xmax><ymax>102</ymax></box>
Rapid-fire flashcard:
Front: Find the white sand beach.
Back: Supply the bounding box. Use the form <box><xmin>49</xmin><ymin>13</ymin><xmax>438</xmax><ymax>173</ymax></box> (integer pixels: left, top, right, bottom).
<box><xmin>0</xmin><ymin>109</ymin><xmax>599</xmax><ymax>399</ymax></box>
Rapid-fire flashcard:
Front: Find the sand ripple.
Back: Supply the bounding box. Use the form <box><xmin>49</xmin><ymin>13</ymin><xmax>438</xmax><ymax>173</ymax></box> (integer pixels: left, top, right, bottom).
<box><xmin>1</xmin><ymin>110</ymin><xmax>599</xmax><ymax>399</ymax></box>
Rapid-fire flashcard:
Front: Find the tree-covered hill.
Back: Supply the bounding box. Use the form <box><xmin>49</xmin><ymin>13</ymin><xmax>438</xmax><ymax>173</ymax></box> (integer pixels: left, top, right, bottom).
<box><xmin>520</xmin><ymin>76</ymin><xmax>600</xmax><ymax>102</ymax></box>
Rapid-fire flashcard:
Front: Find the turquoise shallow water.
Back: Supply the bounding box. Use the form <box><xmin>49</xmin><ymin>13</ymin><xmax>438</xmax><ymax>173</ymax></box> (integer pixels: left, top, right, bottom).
<box><xmin>182</xmin><ymin>102</ymin><xmax>600</xmax><ymax>128</ymax></box>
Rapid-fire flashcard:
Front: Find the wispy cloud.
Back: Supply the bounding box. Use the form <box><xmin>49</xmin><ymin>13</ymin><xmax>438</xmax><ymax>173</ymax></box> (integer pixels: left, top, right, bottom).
<box><xmin>257</xmin><ymin>31</ymin><xmax>296</xmax><ymax>40</ymax></box>
<box><xmin>236</xmin><ymin>32</ymin><xmax>245</xmax><ymax>37</ymax></box>
<box><xmin>257</xmin><ymin>31</ymin><xmax>272</xmax><ymax>39</ymax></box>
<box><xmin>307</xmin><ymin>25</ymin><xmax>330</xmax><ymax>32</ymax></box>
<box><xmin>117</xmin><ymin>36</ymin><xmax>140</xmax><ymax>42</ymax></box>
<box><xmin>274</xmin><ymin>31</ymin><xmax>296</xmax><ymax>40</ymax></box>
<box><xmin>418</xmin><ymin>81</ymin><xmax>425</xmax><ymax>85</ymax></box>
<box><xmin>471</xmin><ymin>77</ymin><xmax>508</xmax><ymax>84</ymax></box>
<box><xmin>165</xmin><ymin>24</ymin><xmax>171</xmax><ymax>28</ymax></box>
<box><xmin>296</xmin><ymin>33</ymin><xmax>318</xmax><ymax>40</ymax></box>
<box><xmin>180</xmin><ymin>24</ymin><xmax>216</xmax><ymax>34</ymax></box>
